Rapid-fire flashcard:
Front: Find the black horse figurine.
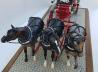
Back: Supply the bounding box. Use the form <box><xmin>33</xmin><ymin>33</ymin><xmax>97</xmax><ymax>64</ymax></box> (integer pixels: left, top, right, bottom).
<box><xmin>1</xmin><ymin>17</ymin><xmax>44</xmax><ymax>62</ymax></box>
<box><xmin>63</xmin><ymin>24</ymin><xmax>86</xmax><ymax>69</ymax></box>
<box><xmin>40</xmin><ymin>18</ymin><xmax>64</xmax><ymax>69</ymax></box>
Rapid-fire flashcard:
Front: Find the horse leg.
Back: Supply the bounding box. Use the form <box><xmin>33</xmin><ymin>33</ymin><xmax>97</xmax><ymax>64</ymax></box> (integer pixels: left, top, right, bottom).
<box><xmin>51</xmin><ymin>51</ymin><xmax>55</xmax><ymax>69</ymax></box>
<box><xmin>54</xmin><ymin>52</ymin><xmax>59</xmax><ymax>61</ymax></box>
<box><xmin>24</xmin><ymin>46</ymin><xmax>28</xmax><ymax>62</ymax></box>
<box><xmin>31</xmin><ymin>44</ymin><xmax>36</xmax><ymax>61</ymax></box>
<box><xmin>66</xmin><ymin>53</ymin><xmax>71</xmax><ymax>66</ymax></box>
<box><xmin>43</xmin><ymin>49</ymin><xmax>47</xmax><ymax>67</ymax></box>
<box><xmin>74</xmin><ymin>55</ymin><xmax>78</xmax><ymax>69</ymax></box>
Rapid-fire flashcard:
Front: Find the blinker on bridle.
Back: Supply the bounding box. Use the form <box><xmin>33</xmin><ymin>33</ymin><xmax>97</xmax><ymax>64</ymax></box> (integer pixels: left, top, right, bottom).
<box><xmin>66</xmin><ymin>24</ymin><xmax>86</xmax><ymax>51</ymax></box>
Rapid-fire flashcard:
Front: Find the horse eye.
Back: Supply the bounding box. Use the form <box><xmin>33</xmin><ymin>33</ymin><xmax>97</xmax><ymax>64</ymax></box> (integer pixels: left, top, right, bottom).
<box><xmin>8</xmin><ymin>31</ymin><xmax>15</xmax><ymax>35</ymax></box>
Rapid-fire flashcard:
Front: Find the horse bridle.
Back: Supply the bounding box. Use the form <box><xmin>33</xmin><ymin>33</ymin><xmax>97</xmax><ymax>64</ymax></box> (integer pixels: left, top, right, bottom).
<box><xmin>66</xmin><ymin>24</ymin><xmax>86</xmax><ymax>51</ymax></box>
<box><xmin>8</xmin><ymin>26</ymin><xmax>32</xmax><ymax>44</ymax></box>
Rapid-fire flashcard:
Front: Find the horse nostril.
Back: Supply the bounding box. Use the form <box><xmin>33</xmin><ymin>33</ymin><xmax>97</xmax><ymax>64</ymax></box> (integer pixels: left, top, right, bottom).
<box><xmin>1</xmin><ymin>36</ymin><xmax>6</xmax><ymax>43</ymax></box>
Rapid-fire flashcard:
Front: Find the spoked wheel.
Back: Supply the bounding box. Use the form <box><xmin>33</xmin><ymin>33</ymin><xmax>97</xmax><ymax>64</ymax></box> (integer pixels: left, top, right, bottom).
<box><xmin>75</xmin><ymin>0</ymin><xmax>80</xmax><ymax>14</ymax></box>
<box><xmin>74</xmin><ymin>4</ymin><xmax>79</xmax><ymax>14</ymax></box>
<box><xmin>71</xmin><ymin>0</ymin><xmax>80</xmax><ymax>14</ymax></box>
<box><xmin>71</xmin><ymin>4</ymin><xmax>79</xmax><ymax>14</ymax></box>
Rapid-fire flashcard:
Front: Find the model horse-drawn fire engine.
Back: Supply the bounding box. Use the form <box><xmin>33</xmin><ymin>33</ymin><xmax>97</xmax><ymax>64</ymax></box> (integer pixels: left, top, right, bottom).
<box><xmin>49</xmin><ymin>0</ymin><xmax>79</xmax><ymax>21</ymax></box>
<box><xmin>1</xmin><ymin>0</ymin><xmax>86</xmax><ymax>70</ymax></box>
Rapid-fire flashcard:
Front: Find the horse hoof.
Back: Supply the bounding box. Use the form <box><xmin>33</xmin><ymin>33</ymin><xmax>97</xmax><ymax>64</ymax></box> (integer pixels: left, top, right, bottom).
<box><xmin>25</xmin><ymin>59</ymin><xmax>28</xmax><ymax>62</ymax></box>
<box><xmin>67</xmin><ymin>60</ymin><xmax>70</xmax><ymax>66</ymax></box>
<box><xmin>33</xmin><ymin>56</ymin><xmax>36</xmax><ymax>61</ymax></box>
<box><xmin>43</xmin><ymin>60</ymin><xmax>47</xmax><ymax>67</ymax></box>
<box><xmin>51</xmin><ymin>62</ymin><xmax>54</xmax><ymax>69</ymax></box>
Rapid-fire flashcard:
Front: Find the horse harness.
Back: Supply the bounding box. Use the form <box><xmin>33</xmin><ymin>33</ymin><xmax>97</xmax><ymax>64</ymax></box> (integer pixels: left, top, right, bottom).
<box><xmin>64</xmin><ymin>24</ymin><xmax>86</xmax><ymax>53</ymax></box>
<box><xmin>18</xmin><ymin>26</ymin><xmax>32</xmax><ymax>45</ymax></box>
<box><xmin>41</xmin><ymin>27</ymin><xmax>58</xmax><ymax>47</ymax></box>
<box><xmin>41</xmin><ymin>27</ymin><xmax>61</xmax><ymax>53</ymax></box>
<box><xmin>18</xmin><ymin>18</ymin><xmax>43</xmax><ymax>45</ymax></box>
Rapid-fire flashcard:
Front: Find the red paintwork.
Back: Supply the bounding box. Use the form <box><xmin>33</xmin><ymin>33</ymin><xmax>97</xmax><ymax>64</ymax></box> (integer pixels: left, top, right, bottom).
<box><xmin>48</xmin><ymin>0</ymin><xmax>79</xmax><ymax>22</ymax></box>
<box><xmin>49</xmin><ymin>10</ymin><xmax>53</xmax><ymax>20</ymax></box>
<box><xmin>48</xmin><ymin>0</ymin><xmax>79</xmax><ymax>33</ymax></box>
<box><xmin>56</xmin><ymin>3</ymin><xmax>71</xmax><ymax>20</ymax></box>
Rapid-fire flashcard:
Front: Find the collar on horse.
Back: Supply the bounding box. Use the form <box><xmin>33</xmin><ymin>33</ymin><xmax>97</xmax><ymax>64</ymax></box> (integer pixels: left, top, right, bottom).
<box><xmin>41</xmin><ymin>27</ymin><xmax>54</xmax><ymax>47</ymax></box>
<box><xmin>42</xmin><ymin>27</ymin><xmax>61</xmax><ymax>54</ymax></box>
<box><xmin>42</xmin><ymin>27</ymin><xmax>58</xmax><ymax>46</ymax></box>
<box><xmin>18</xmin><ymin>26</ymin><xmax>32</xmax><ymax>45</ymax></box>
<box><xmin>7</xmin><ymin>26</ymin><xmax>32</xmax><ymax>44</ymax></box>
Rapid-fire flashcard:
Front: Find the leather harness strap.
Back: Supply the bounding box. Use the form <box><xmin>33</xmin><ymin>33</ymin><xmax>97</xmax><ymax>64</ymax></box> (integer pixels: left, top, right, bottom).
<box><xmin>18</xmin><ymin>26</ymin><xmax>32</xmax><ymax>45</ymax></box>
<box><xmin>65</xmin><ymin>24</ymin><xmax>85</xmax><ymax>51</ymax></box>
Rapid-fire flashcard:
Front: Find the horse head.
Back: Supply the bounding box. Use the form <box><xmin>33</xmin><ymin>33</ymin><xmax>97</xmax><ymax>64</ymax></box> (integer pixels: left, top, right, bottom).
<box><xmin>41</xmin><ymin>28</ymin><xmax>53</xmax><ymax>46</ymax></box>
<box><xmin>1</xmin><ymin>25</ymin><xmax>20</xmax><ymax>43</ymax></box>
<box><xmin>68</xmin><ymin>24</ymin><xmax>86</xmax><ymax>54</ymax></box>
<box><xmin>71</xmin><ymin>32</ymin><xmax>85</xmax><ymax>53</ymax></box>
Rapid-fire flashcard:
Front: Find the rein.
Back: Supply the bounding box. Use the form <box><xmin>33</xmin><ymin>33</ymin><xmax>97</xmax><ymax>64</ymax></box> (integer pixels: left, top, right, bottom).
<box><xmin>8</xmin><ymin>41</ymin><xmax>19</xmax><ymax>44</ymax></box>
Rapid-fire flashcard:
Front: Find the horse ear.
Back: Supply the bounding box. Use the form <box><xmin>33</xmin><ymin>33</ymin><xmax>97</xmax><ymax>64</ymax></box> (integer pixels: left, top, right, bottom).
<box><xmin>11</xmin><ymin>24</ymin><xmax>15</xmax><ymax>29</ymax></box>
